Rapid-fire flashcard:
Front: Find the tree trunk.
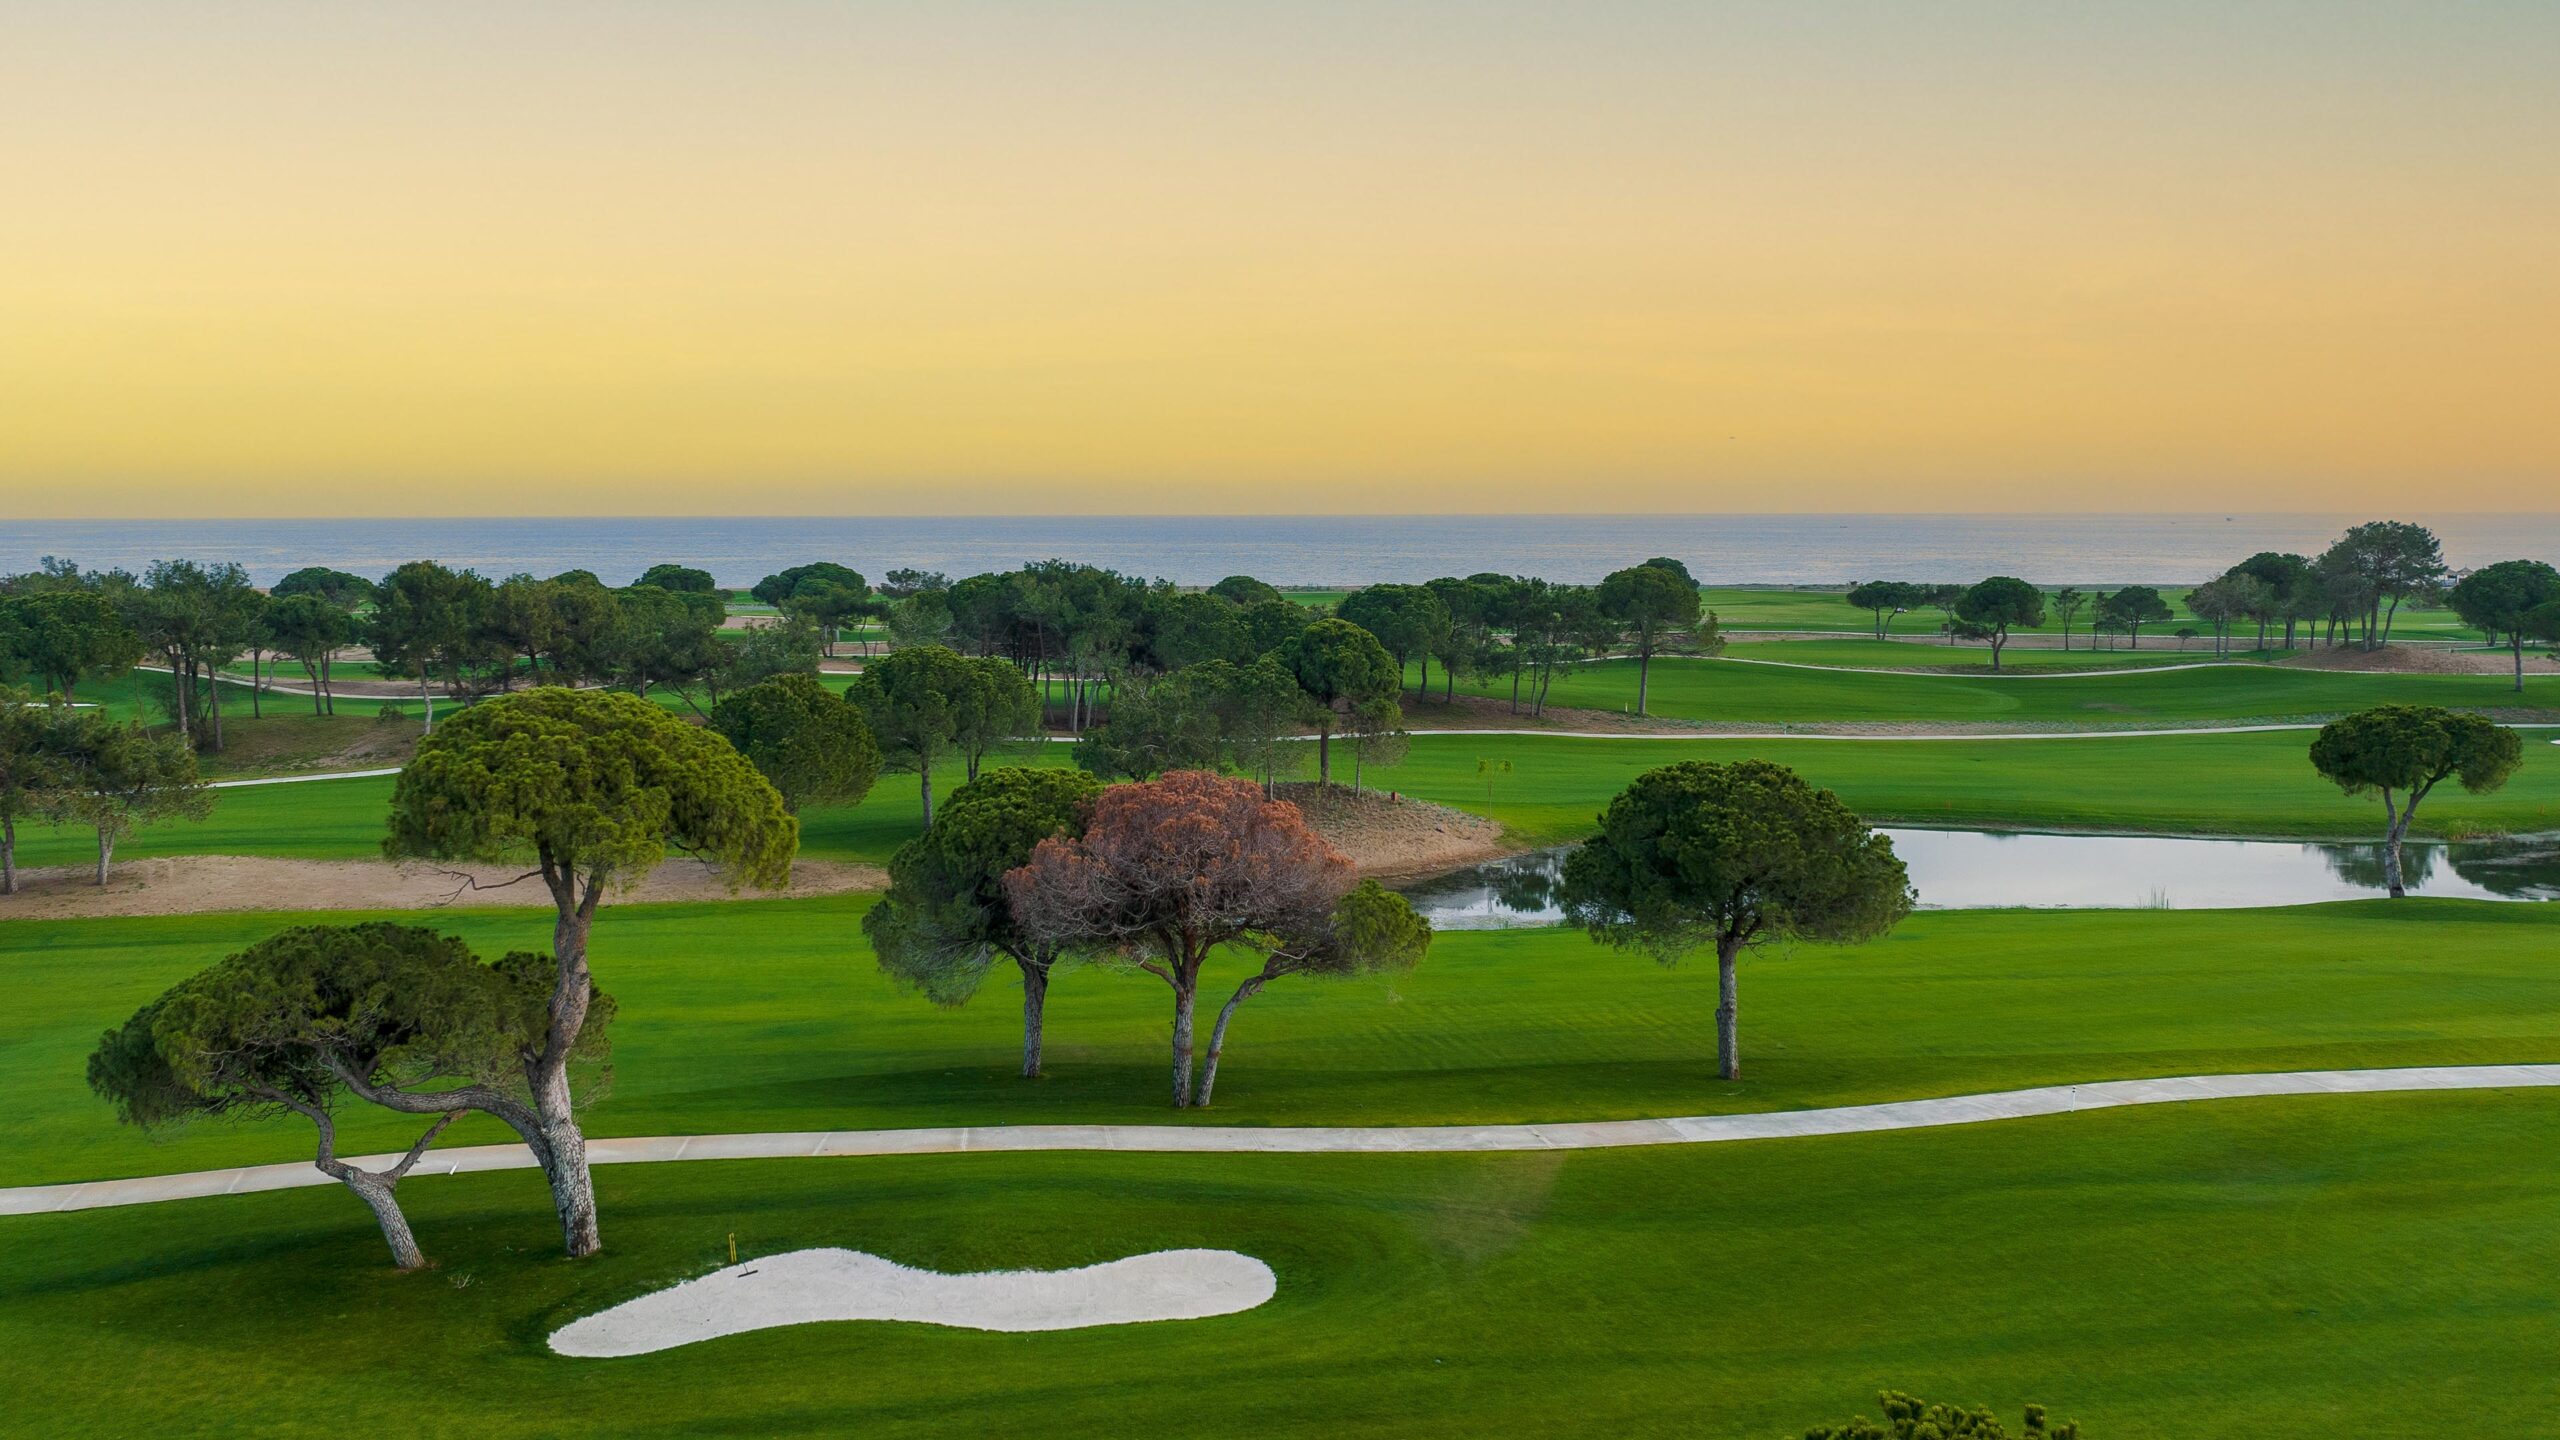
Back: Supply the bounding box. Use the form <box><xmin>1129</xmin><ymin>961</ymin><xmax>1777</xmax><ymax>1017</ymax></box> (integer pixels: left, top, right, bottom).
<box><xmin>918</xmin><ymin>751</ymin><xmax>935</xmax><ymax>828</ymax></box>
<box><xmin>2514</xmin><ymin>636</ymin><xmax>2527</xmax><ymax>693</ymax></box>
<box><xmin>420</xmin><ymin>672</ymin><xmax>435</xmax><ymax>733</ymax></box>
<box><xmin>1635</xmin><ymin>650</ymin><xmax>1652</xmax><ymax>715</ymax></box>
<box><xmin>94</xmin><ymin>828</ymin><xmax>114</xmax><ymax>886</ymax></box>
<box><xmin>1443</xmin><ymin>664</ymin><xmax>1455</xmax><ymax>703</ymax></box>
<box><xmin>533</xmin><ymin>894</ymin><xmax>603</xmax><ymax>1256</ymax></box>
<box><xmin>2</xmin><ymin>814</ymin><xmax>14</xmax><ymax>894</ymax></box>
<box><xmin>1989</xmin><ymin>633</ymin><xmax>2004</xmax><ymax>673</ymax></box>
<box><xmin>1315</xmin><ymin>724</ymin><xmax>1332</xmax><ymax>785</ymax></box>
<box><xmin>1018</xmin><ymin>962</ymin><xmax>1049</xmax><ymax>1079</ymax></box>
<box><xmin>346</xmin><ymin>1173</ymin><xmax>427</xmax><ymax>1270</ymax></box>
<box><xmin>1196</xmin><ymin>972</ymin><xmax>1269</xmax><ymax>1107</ymax></box>
<box><xmin>305</xmin><ymin>662</ymin><xmax>325</xmax><ymax>715</ymax></box>
<box><xmin>1417</xmin><ymin>652</ymin><xmax>1430</xmax><ymax>702</ymax></box>
<box><xmin>208</xmin><ymin>665</ymin><xmax>225</xmax><ymax>751</ymax></box>
<box><xmin>1716</xmin><ymin>937</ymin><xmax>1742</xmax><ymax>1081</ymax></box>
<box><xmin>1169</xmin><ymin>979</ymin><xmax>1198</xmax><ymax>1107</ymax></box>
<box><xmin>2381</xmin><ymin>789</ymin><xmax>2407</xmax><ymax>899</ymax></box>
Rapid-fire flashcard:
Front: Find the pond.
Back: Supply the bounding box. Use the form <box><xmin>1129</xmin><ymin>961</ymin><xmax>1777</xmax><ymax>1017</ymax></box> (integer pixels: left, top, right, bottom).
<box><xmin>1395</xmin><ymin>829</ymin><xmax>2560</xmax><ymax>928</ymax></box>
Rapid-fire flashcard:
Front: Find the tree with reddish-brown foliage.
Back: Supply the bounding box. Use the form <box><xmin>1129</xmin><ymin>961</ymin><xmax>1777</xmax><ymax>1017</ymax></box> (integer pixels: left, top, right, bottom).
<box><xmin>1003</xmin><ymin>770</ymin><xmax>1431</xmax><ymax>1107</ymax></box>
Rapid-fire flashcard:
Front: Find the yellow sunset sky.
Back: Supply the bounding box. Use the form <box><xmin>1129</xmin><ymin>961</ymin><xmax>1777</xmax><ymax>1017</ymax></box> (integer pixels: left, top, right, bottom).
<box><xmin>2</xmin><ymin>1</ymin><xmax>2554</xmax><ymax>517</ymax></box>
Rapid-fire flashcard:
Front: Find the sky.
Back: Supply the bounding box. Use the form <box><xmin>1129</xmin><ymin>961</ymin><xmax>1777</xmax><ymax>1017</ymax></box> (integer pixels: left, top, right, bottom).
<box><xmin>2</xmin><ymin>1</ymin><xmax>2555</xmax><ymax>518</ymax></box>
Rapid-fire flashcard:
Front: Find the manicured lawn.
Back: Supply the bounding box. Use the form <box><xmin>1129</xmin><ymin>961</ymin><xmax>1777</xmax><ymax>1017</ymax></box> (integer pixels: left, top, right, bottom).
<box><xmin>6</xmin><ymin>897</ymin><xmax>2556</xmax><ymax>1187</ymax></box>
<box><xmin>1</xmin><ymin>1091</ymin><xmax>2550</xmax><ymax>1437</ymax></box>
<box><xmin>1699</xmin><ymin>584</ymin><xmax>2487</xmax><ymax>641</ymax></box>
<box><xmin>1375</xmin><ymin>730</ymin><xmax>2560</xmax><ymax>844</ymax></box>
<box><xmin>12</xmin><ymin>723</ymin><xmax>2558</xmax><ymax>874</ymax></box>
<box><xmin>1418</xmin><ymin>655</ymin><xmax>2560</xmax><ymax>728</ymax></box>
<box><xmin>1720</xmin><ymin>638</ymin><xmax>2281</xmax><ymax>670</ymax></box>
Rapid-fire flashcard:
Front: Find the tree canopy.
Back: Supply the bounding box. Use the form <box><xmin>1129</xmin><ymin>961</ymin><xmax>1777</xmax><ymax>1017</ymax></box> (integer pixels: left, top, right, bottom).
<box><xmin>2094</xmin><ymin>585</ymin><xmax>2172</xmax><ymax>648</ymax></box>
<box><xmin>0</xmin><ymin>589</ymin><xmax>142</xmax><ymax>705</ymax></box>
<box><xmin>1337</xmin><ymin>585</ymin><xmax>1453</xmax><ymax>699</ymax></box>
<box><xmin>1276</xmin><ymin>618</ymin><xmax>1399</xmax><ymax>785</ymax></box>
<box><xmin>1597</xmin><ymin>563</ymin><xmax>1706</xmax><ymax>713</ymax></box>
<box><xmin>1004</xmin><ymin>770</ymin><xmax>1376</xmax><ymax>1106</ymax></box>
<box><xmin>634</xmin><ymin>563</ymin><xmax>717</xmax><ymax>594</ymax></box>
<box><xmin>383</xmin><ymin>686</ymin><xmax>791</xmax><ymax>1255</ymax></box>
<box><xmin>89</xmin><ymin>923</ymin><xmax>592</xmax><ymax>1269</ymax></box>
<box><xmin>1954</xmin><ymin>577</ymin><xmax>2046</xmax><ymax>671</ymax></box>
<box><xmin>47</xmin><ymin>713</ymin><xmax>210</xmax><ymax>885</ymax></box>
<box><xmin>865</xmin><ymin>766</ymin><xmax>1103</xmax><ymax>1076</ymax></box>
<box><xmin>2310</xmin><ymin>705</ymin><xmax>2521</xmax><ymax>897</ymax></box>
<box><xmin>751</xmin><ymin>561</ymin><xmax>867</xmax><ymax>608</ymax></box>
<box><xmin>1560</xmin><ymin>759</ymin><xmax>1910</xmax><ymax>1080</ymax></box>
<box><xmin>710</xmin><ymin>671</ymin><xmax>882</xmax><ymax>813</ymax></box>
<box><xmin>1207</xmin><ymin>574</ymin><xmax>1285</xmax><ymax>607</ymax></box>
<box><xmin>849</xmin><ymin>645</ymin><xmax>1037</xmax><ymax>826</ymax></box>
<box><xmin>271</xmin><ymin>567</ymin><xmax>377</xmax><ymax>609</ymax></box>
<box><xmin>2447</xmin><ymin>560</ymin><xmax>2560</xmax><ymax>691</ymax></box>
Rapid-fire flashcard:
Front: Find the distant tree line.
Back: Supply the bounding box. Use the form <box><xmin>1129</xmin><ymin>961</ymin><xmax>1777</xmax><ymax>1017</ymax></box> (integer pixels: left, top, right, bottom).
<box><xmin>1843</xmin><ymin>520</ymin><xmax>2559</xmax><ymax>676</ymax></box>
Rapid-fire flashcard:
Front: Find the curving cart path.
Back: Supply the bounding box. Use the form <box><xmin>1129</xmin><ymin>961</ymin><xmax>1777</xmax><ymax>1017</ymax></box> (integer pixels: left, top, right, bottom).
<box><xmin>7</xmin><ymin>1064</ymin><xmax>2553</xmax><ymax>1217</ymax></box>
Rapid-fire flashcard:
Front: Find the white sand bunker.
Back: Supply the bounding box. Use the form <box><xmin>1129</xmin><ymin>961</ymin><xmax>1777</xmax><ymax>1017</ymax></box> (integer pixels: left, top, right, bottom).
<box><xmin>550</xmin><ymin>1248</ymin><xmax>1275</xmax><ymax>1357</ymax></box>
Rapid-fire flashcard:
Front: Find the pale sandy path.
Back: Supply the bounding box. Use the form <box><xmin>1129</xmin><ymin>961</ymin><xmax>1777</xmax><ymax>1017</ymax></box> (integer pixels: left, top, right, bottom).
<box><xmin>8</xmin><ymin>1064</ymin><xmax>2550</xmax><ymax>1217</ymax></box>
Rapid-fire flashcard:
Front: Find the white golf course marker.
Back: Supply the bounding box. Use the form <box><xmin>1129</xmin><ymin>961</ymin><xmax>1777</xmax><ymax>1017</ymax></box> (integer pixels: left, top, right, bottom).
<box><xmin>548</xmin><ymin>1248</ymin><xmax>1277</xmax><ymax>1357</ymax></box>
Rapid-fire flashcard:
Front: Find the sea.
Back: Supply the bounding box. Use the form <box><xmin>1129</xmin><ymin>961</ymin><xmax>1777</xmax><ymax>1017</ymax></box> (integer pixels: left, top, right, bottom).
<box><xmin>2</xmin><ymin>514</ymin><xmax>2556</xmax><ymax>590</ymax></box>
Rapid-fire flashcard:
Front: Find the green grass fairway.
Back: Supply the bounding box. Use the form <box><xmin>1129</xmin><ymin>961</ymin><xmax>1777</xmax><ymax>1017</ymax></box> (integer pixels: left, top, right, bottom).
<box><xmin>1419</xmin><ymin>656</ymin><xmax>2560</xmax><ymax>728</ymax></box>
<box><xmin>1</xmin><ymin>1092</ymin><xmax>2550</xmax><ymax>1437</ymax></box>
<box><xmin>7</xmin><ymin>898</ymin><xmax>2556</xmax><ymax>1187</ymax></box>
<box><xmin>10</xmin><ymin>723</ymin><xmax>2558</xmax><ymax>873</ymax></box>
<box><xmin>1698</xmin><ymin>585</ymin><xmax>2486</xmax><ymax>641</ymax></box>
<box><xmin>1376</xmin><ymin>730</ymin><xmax>2560</xmax><ymax>844</ymax></box>
<box><xmin>1720</xmin><ymin>638</ymin><xmax>2278</xmax><ymax>670</ymax></box>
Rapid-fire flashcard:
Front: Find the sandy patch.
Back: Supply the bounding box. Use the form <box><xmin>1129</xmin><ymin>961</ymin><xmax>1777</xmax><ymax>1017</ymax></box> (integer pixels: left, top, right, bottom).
<box><xmin>0</xmin><ymin>855</ymin><xmax>884</xmax><ymax>921</ymax></box>
<box><xmin>1276</xmin><ymin>781</ymin><xmax>1512</xmax><ymax>876</ymax></box>
<box><xmin>548</xmin><ymin>1248</ymin><xmax>1275</xmax><ymax>1357</ymax></box>
<box><xmin>2278</xmin><ymin>643</ymin><xmax>2559</xmax><ymax>676</ymax></box>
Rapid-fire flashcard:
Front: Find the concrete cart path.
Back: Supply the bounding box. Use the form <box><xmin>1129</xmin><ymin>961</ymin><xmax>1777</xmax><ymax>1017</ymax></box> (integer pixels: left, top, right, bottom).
<box><xmin>8</xmin><ymin>1064</ymin><xmax>2553</xmax><ymax>1217</ymax></box>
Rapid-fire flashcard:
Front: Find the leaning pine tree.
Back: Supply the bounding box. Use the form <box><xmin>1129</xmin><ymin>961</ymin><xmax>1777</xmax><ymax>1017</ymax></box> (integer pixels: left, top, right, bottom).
<box><xmin>89</xmin><ymin>924</ymin><xmax>590</xmax><ymax>1270</ymax></box>
<box><xmin>1560</xmin><ymin>760</ymin><xmax>1911</xmax><ymax>1081</ymax></box>
<box><xmin>382</xmin><ymin>688</ymin><xmax>794</xmax><ymax>1256</ymax></box>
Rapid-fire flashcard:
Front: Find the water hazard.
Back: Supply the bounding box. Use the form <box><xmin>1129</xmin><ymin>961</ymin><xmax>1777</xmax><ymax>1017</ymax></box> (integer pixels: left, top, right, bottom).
<box><xmin>1397</xmin><ymin>829</ymin><xmax>2560</xmax><ymax>927</ymax></box>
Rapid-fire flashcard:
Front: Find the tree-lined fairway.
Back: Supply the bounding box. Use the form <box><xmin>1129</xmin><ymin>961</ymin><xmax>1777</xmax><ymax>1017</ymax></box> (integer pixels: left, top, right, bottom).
<box><xmin>1421</xmin><ymin>654</ymin><xmax>2560</xmax><ymax>727</ymax></box>
<box><xmin>8</xmin><ymin>897</ymin><xmax>2558</xmax><ymax>1187</ymax></box>
<box><xmin>1694</xmin><ymin>585</ymin><xmax>2492</xmax><ymax>641</ymax></box>
<box><xmin>1720</xmin><ymin>638</ymin><xmax>2285</xmax><ymax>670</ymax></box>
<box><xmin>10</xmin><ymin>724</ymin><xmax>2558</xmax><ymax>874</ymax></box>
<box><xmin>3</xmin><ymin>1092</ymin><xmax>2552</xmax><ymax>1437</ymax></box>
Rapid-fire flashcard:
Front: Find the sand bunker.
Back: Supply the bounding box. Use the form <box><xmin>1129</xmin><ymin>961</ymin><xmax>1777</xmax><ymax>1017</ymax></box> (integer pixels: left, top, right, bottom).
<box><xmin>549</xmin><ymin>1248</ymin><xmax>1274</xmax><ymax>1357</ymax></box>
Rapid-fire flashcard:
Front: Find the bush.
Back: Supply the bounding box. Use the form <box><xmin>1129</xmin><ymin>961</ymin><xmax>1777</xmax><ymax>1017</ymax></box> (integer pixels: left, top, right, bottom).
<box><xmin>1797</xmin><ymin>1391</ymin><xmax>2080</xmax><ymax>1439</ymax></box>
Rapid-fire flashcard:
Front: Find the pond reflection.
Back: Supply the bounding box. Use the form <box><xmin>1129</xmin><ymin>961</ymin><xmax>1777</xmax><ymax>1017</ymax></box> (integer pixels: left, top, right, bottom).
<box><xmin>1396</xmin><ymin>829</ymin><xmax>2560</xmax><ymax>928</ymax></box>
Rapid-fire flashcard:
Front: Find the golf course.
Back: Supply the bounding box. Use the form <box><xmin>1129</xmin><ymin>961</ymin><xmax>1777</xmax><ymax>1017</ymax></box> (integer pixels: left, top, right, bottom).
<box><xmin>5</xmin><ymin>533</ymin><xmax>2558</xmax><ymax>1439</ymax></box>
